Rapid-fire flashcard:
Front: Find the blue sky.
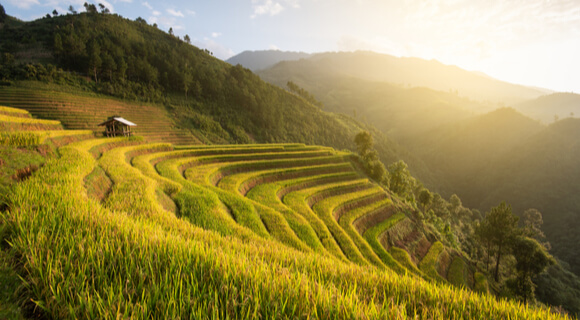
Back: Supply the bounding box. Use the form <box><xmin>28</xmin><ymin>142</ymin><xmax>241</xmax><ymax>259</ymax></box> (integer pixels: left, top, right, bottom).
<box><xmin>3</xmin><ymin>0</ymin><xmax>580</xmax><ymax>94</ymax></box>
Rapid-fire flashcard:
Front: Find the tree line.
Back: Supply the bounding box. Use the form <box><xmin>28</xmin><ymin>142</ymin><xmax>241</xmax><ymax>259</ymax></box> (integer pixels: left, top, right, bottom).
<box><xmin>354</xmin><ymin>130</ymin><xmax>554</xmax><ymax>305</ymax></box>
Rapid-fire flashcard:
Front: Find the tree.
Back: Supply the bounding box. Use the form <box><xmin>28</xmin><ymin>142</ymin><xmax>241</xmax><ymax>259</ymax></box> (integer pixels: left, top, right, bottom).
<box><xmin>354</xmin><ymin>131</ymin><xmax>388</xmax><ymax>185</ymax></box>
<box><xmin>418</xmin><ymin>188</ymin><xmax>433</xmax><ymax>213</ymax></box>
<box><xmin>510</xmin><ymin>236</ymin><xmax>555</xmax><ymax>303</ymax></box>
<box><xmin>474</xmin><ymin>218</ymin><xmax>495</xmax><ymax>272</ymax></box>
<box><xmin>0</xmin><ymin>4</ymin><xmax>6</xmax><ymax>23</ymax></box>
<box><xmin>84</xmin><ymin>2</ymin><xmax>98</xmax><ymax>14</ymax></box>
<box><xmin>184</xmin><ymin>34</ymin><xmax>191</xmax><ymax>44</ymax></box>
<box><xmin>52</xmin><ymin>9</ymin><xmax>59</xmax><ymax>17</ymax></box>
<box><xmin>522</xmin><ymin>208</ymin><xmax>545</xmax><ymax>239</ymax></box>
<box><xmin>68</xmin><ymin>5</ymin><xmax>77</xmax><ymax>14</ymax></box>
<box><xmin>485</xmin><ymin>201</ymin><xmax>520</xmax><ymax>281</ymax></box>
<box><xmin>449</xmin><ymin>194</ymin><xmax>462</xmax><ymax>215</ymax></box>
<box><xmin>388</xmin><ymin>160</ymin><xmax>414</xmax><ymax>200</ymax></box>
<box><xmin>87</xmin><ymin>40</ymin><xmax>102</xmax><ymax>82</ymax></box>
<box><xmin>169</xmin><ymin>27</ymin><xmax>174</xmax><ymax>36</ymax></box>
<box><xmin>98</xmin><ymin>3</ymin><xmax>110</xmax><ymax>14</ymax></box>
<box><xmin>354</xmin><ymin>131</ymin><xmax>373</xmax><ymax>158</ymax></box>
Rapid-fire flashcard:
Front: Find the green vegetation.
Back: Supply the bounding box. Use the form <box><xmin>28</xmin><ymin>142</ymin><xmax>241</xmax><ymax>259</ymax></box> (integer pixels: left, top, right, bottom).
<box><xmin>0</xmin><ymin>8</ymin><xmax>576</xmax><ymax>317</ymax></box>
<box><xmin>419</xmin><ymin>241</ymin><xmax>447</xmax><ymax>283</ymax></box>
<box><xmin>363</xmin><ymin>213</ymin><xmax>408</xmax><ymax>274</ymax></box>
<box><xmin>0</xmin><ymin>132</ymin><xmax>568</xmax><ymax>318</ymax></box>
<box><xmin>448</xmin><ymin>257</ymin><xmax>468</xmax><ymax>288</ymax></box>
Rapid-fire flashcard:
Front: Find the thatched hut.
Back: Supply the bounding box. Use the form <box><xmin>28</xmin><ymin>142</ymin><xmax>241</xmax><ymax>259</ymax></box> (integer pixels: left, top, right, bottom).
<box><xmin>98</xmin><ymin>116</ymin><xmax>136</xmax><ymax>137</ymax></box>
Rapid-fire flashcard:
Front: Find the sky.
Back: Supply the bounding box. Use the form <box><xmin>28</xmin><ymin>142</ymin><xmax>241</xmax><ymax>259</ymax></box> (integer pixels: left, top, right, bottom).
<box><xmin>3</xmin><ymin>0</ymin><xmax>580</xmax><ymax>93</ymax></box>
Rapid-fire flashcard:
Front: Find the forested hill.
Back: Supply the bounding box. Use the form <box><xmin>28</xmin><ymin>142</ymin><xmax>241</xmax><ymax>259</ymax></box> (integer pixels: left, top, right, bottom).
<box><xmin>0</xmin><ymin>9</ymin><xmax>432</xmax><ymax>182</ymax></box>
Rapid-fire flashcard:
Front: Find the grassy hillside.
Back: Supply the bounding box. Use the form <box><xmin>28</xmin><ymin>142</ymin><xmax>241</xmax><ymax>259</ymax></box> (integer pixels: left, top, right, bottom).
<box><xmin>0</xmin><ymin>85</ymin><xmax>199</xmax><ymax>145</ymax></box>
<box><xmin>0</xmin><ymin>11</ymin><xmax>432</xmax><ymax>182</ymax></box>
<box><xmin>1</xmin><ymin>9</ymin><xmax>578</xmax><ymax>317</ymax></box>
<box><xmin>0</xmin><ymin>106</ymin><xmax>568</xmax><ymax>319</ymax></box>
<box><xmin>253</xmin><ymin>48</ymin><xmax>580</xmax><ymax>314</ymax></box>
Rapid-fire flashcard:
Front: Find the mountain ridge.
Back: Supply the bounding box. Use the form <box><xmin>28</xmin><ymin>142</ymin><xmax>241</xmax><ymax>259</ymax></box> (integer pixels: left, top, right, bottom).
<box><xmin>229</xmin><ymin>49</ymin><xmax>553</xmax><ymax>105</ymax></box>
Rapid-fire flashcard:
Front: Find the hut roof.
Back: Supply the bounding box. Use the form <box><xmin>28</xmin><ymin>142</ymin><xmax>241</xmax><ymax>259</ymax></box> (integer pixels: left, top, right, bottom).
<box><xmin>98</xmin><ymin>117</ymin><xmax>137</xmax><ymax>127</ymax></box>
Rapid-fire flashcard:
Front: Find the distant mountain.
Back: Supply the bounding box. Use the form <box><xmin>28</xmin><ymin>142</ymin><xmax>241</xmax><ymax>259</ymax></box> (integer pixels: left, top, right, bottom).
<box><xmin>514</xmin><ymin>92</ymin><xmax>580</xmax><ymax>124</ymax></box>
<box><xmin>226</xmin><ymin>50</ymin><xmax>312</xmax><ymax>71</ymax></box>
<box><xmin>257</xmin><ymin>51</ymin><xmax>552</xmax><ymax>105</ymax></box>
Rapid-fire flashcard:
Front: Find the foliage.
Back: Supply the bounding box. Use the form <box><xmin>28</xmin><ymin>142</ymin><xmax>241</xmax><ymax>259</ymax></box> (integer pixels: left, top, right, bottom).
<box><xmin>418</xmin><ymin>188</ymin><xmax>433</xmax><ymax>213</ymax></box>
<box><xmin>0</xmin><ymin>4</ymin><xmax>6</xmax><ymax>23</ymax></box>
<box><xmin>510</xmin><ymin>236</ymin><xmax>555</xmax><ymax>304</ymax></box>
<box><xmin>354</xmin><ymin>130</ymin><xmax>389</xmax><ymax>185</ymax></box>
<box><xmin>286</xmin><ymin>80</ymin><xmax>324</xmax><ymax>108</ymax></box>
<box><xmin>447</xmin><ymin>257</ymin><xmax>467</xmax><ymax>288</ymax></box>
<box><xmin>388</xmin><ymin>160</ymin><xmax>415</xmax><ymax>201</ymax></box>
<box><xmin>483</xmin><ymin>201</ymin><xmax>520</xmax><ymax>281</ymax></box>
<box><xmin>418</xmin><ymin>241</ymin><xmax>446</xmax><ymax>283</ymax></box>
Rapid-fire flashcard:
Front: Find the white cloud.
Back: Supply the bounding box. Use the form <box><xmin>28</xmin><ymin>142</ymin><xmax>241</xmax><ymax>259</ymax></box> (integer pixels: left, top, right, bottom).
<box><xmin>186</xmin><ymin>9</ymin><xmax>196</xmax><ymax>16</ymax></box>
<box><xmin>152</xmin><ymin>10</ymin><xmax>161</xmax><ymax>16</ymax></box>
<box><xmin>269</xmin><ymin>44</ymin><xmax>281</xmax><ymax>50</ymax></box>
<box><xmin>142</xmin><ymin>1</ymin><xmax>153</xmax><ymax>10</ymax></box>
<box><xmin>251</xmin><ymin>0</ymin><xmax>284</xmax><ymax>18</ymax></box>
<box><xmin>193</xmin><ymin>39</ymin><xmax>235</xmax><ymax>60</ymax></box>
<box><xmin>285</xmin><ymin>0</ymin><xmax>300</xmax><ymax>9</ymax></box>
<box><xmin>167</xmin><ymin>9</ymin><xmax>184</xmax><ymax>17</ymax></box>
<box><xmin>211</xmin><ymin>32</ymin><xmax>222</xmax><ymax>38</ymax></box>
<box><xmin>7</xmin><ymin>0</ymin><xmax>40</xmax><ymax>9</ymax></box>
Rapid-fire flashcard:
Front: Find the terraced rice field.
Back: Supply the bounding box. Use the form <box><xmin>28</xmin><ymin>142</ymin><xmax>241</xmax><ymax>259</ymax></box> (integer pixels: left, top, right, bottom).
<box><xmin>1</xmin><ymin>109</ymin><xmax>564</xmax><ymax>319</ymax></box>
<box><xmin>0</xmin><ymin>87</ymin><xmax>199</xmax><ymax>145</ymax></box>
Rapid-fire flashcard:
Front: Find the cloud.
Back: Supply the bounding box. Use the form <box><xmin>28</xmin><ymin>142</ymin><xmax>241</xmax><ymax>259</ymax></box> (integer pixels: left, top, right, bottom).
<box><xmin>6</xmin><ymin>0</ymin><xmax>40</xmax><ymax>9</ymax></box>
<box><xmin>186</xmin><ymin>9</ymin><xmax>196</xmax><ymax>16</ymax></box>
<box><xmin>152</xmin><ymin>10</ymin><xmax>161</xmax><ymax>16</ymax></box>
<box><xmin>269</xmin><ymin>44</ymin><xmax>281</xmax><ymax>50</ymax></box>
<box><xmin>251</xmin><ymin>0</ymin><xmax>284</xmax><ymax>18</ymax></box>
<box><xmin>142</xmin><ymin>1</ymin><xmax>153</xmax><ymax>10</ymax></box>
<box><xmin>193</xmin><ymin>39</ymin><xmax>235</xmax><ymax>60</ymax></box>
<box><xmin>167</xmin><ymin>9</ymin><xmax>184</xmax><ymax>17</ymax></box>
<box><xmin>211</xmin><ymin>32</ymin><xmax>222</xmax><ymax>38</ymax></box>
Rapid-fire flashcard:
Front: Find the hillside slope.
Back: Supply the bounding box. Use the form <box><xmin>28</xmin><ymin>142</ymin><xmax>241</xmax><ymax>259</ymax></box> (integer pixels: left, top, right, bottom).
<box><xmin>2</xmin><ymin>108</ymin><xmax>568</xmax><ymax>319</ymax></box>
<box><xmin>0</xmin><ymin>87</ymin><xmax>199</xmax><ymax>145</ymax></box>
<box><xmin>0</xmin><ymin>12</ymin><xmax>433</xmax><ymax>183</ymax></box>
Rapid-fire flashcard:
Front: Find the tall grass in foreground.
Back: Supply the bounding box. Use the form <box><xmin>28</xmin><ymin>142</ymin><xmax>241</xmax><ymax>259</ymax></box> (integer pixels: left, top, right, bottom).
<box><xmin>1</xmin><ymin>138</ymin><xmax>570</xmax><ymax>319</ymax></box>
